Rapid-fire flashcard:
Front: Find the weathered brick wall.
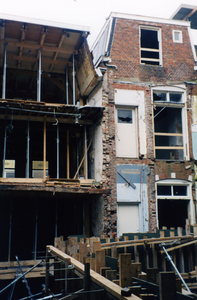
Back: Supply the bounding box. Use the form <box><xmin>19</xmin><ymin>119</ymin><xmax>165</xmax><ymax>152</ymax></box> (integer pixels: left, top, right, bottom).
<box><xmin>100</xmin><ymin>17</ymin><xmax>197</xmax><ymax>236</ymax></box>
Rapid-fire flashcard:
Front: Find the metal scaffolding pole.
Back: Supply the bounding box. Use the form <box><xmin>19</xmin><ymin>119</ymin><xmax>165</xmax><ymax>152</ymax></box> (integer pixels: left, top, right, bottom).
<box><xmin>72</xmin><ymin>52</ymin><xmax>75</xmax><ymax>105</ymax></box>
<box><xmin>34</xmin><ymin>200</ymin><xmax>38</xmax><ymax>260</ymax></box>
<box><xmin>84</xmin><ymin>124</ymin><xmax>87</xmax><ymax>179</ymax></box>
<box><xmin>26</xmin><ymin>120</ymin><xmax>30</xmax><ymax>178</ymax></box>
<box><xmin>37</xmin><ymin>48</ymin><xmax>42</xmax><ymax>102</ymax></box>
<box><xmin>2</xmin><ymin>42</ymin><xmax>8</xmax><ymax>99</ymax></box>
<box><xmin>0</xmin><ymin>260</ymin><xmax>43</xmax><ymax>295</ymax></box>
<box><xmin>8</xmin><ymin>198</ymin><xmax>12</xmax><ymax>262</ymax></box>
<box><xmin>2</xmin><ymin>124</ymin><xmax>7</xmax><ymax>177</ymax></box>
<box><xmin>66</xmin><ymin>64</ymin><xmax>69</xmax><ymax>105</ymax></box>
<box><xmin>57</xmin><ymin>123</ymin><xmax>59</xmax><ymax>179</ymax></box>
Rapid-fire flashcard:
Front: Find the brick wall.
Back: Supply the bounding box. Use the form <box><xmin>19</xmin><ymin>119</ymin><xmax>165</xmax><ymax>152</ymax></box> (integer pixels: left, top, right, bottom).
<box><xmin>100</xmin><ymin>17</ymin><xmax>197</xmax><ymax>236</ymax></box>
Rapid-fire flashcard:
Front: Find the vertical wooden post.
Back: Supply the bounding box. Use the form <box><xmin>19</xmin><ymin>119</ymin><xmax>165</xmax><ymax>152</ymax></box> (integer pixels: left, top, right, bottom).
<box><xmin>95</xmin><ymin>250</ymin><xmax>105</xmax><ymax>274</ymax></box>
<box><xmin>177</xmin><ymin>227</ymin><xmax>185</xmax><ymax>273</ymax></box>
<box><xmin>67</xmin><ymin>129</ymin><xmax>69</xmax><ymax>179</ymax></box>
<box><xmin>134</xmin><ymin>236</ymin><xmax>139</xmax><ymax>263</ymax></box>
<box><xmin>119</xmin><ymin>253</ymin><xmax>132</xmax><ymax>287</ymax></box>
<box><xmin>159</xmin><ymin>272</ymin><xmax>176</xmax><ymax>300</ymax></box>
<box><xmin>124</xmin><ymin>236</ymin><xmax>128</xmax><ymax>253</ymax></box>
<box><xmin>43</xmin><ymin>116</ymin><xmax>46</xmax><ymax>181</ymax></box>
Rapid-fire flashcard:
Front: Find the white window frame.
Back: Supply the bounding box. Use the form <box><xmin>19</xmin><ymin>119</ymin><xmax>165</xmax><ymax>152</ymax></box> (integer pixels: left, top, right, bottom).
<box><xmin>139</xmin><ymin>26</ymin><xmax>162</xmax><ymax>66</ymax></box>
<box><xmin>172</xmin><ymin>30</ymin><xmax>183</xmax><ymax>43</ymax></box>
<box><xmin>152</xmin><ymin>86</ymin><xmax>189</xmax><ymax>161</ymax></box>
<box><xmin>155</xmin><ymin>179</ymin><xmax>195</xmax><ymax>228</ymax></box>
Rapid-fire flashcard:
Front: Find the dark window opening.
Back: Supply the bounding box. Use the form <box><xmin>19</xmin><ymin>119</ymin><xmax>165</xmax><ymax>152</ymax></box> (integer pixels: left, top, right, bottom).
<box><xmin>173</xmin><ymin>185</ymin><xmax>187</xmax><ymax>196</ymax></box>
<box><xmin>118</xmin><ymin>109</ymin><xmax>132</xmax><ymax>123</ymax></box>
<box><xmin>140</xmin><ymin>28</ymin><xmax>160</xmax><ymax>65</ymax></box>
<box><xmin>154</xmin><ymin>107</ymin><xmax>183</xmax><ymax>160</ymax></box>
<box><xmin>158</xmin><ymin>199</ymin><xmax>188</xmax><ymax>229</ymax></box>
<box><xmin>157</xmin><ymin>185</ymin><xmax>171</xmax><ymax>196</ymax></box>
<box><xmin>153</xmin><ymin>92</ymin><xmax>167</xmax><ymax>101</ymax></box>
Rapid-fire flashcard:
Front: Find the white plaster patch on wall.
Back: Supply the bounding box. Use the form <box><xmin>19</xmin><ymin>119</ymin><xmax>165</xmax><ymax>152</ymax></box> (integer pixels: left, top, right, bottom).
<box><xmin>114</xmin><ymin>89</ymin><xmax>146</xmax><ymax>156</ymax></box>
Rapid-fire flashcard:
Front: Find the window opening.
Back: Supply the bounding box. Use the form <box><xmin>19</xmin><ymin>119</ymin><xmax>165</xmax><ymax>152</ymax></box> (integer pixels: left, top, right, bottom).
<box><xmin>140</xmin><ymin>28</ymin><xmax>160</xmax><ymax>65</ymax></box>
<box><xmin>173</xmin><ymin>30</ymin><xmax>182</xmax><ymax>43</ymax></box>
<box><xmin>118</xmin><ymin>109</ymin><xmax>132</xmax><ymax>123</ymax></box>
<box><xmin>157</xmin><ymin>183</ymin><xmax>189</xmax><ymax>229</ymax></box>
<box><xmin>153</xmin><ymin>89</ymin><xmax>185</xmax><ymax>160</ymax></box>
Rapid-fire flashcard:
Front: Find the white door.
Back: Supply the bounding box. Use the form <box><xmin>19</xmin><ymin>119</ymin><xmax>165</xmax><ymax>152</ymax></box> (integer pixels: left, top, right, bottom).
<box><xmin>118</xmin><ymin>203</ymin><xmax>139</xmax><ymax>236</ymax></box>
<box><xmin>116</xmin><ymin>107</ymin><xmax>137</xmax><ymax>157</ymax></box>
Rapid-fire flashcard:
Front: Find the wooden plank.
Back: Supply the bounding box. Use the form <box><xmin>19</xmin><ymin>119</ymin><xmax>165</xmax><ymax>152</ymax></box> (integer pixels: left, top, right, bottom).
<box><xmin>0</xmin><ymin>260</ymin><xmax>45</xmax><ymax>268</ymax></box>
<box><xmin>101</xmin><ymin>235</ymin><xmax>192</xmax><ymax>249</ymax></box>
<box><xmin>154</xmin><ymin>133</ymin><xmax>183</xmax><ymax>136</ymax></box>
<box><xmin>119</xmin><ymin>253</ymin><xmax>132</xmax><ymax>288</ymax></box>
<box><xmin>0</xmin><ymin>114</ymin><xmax>93</xmax><ymax>125</ymax></box>
<box><xmin>160</xmin><ymin>239</ymin><xmax>197</xmax><ymax>253</ymax></box>
<box><xmin>95</xmin><ymin>250</ymin><xmax>105</xmax><ymax>274</ymax></box>
<box><xmin>48</xmin><ymin>246</ymin><xmax>140</xmax><ymax>300</ymax></box>
<box><xmin>0</xmin><ymin>178</ymin><xmax>43</xmax><ymax>183</ymax></box>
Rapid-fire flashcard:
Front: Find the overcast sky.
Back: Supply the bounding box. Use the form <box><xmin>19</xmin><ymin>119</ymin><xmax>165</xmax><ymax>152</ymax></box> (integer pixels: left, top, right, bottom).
<box><xmin>1</xmin><ymin>0</ymin><xmax>197</xmax><ymax>47</ymax></box>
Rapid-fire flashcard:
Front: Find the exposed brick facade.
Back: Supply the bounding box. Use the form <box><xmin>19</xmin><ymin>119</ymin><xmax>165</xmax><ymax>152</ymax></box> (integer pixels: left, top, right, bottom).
<box><xmin>99</xmin><ymin>16</ymin><xmax>197</xmax><ymax>236</ymax></box>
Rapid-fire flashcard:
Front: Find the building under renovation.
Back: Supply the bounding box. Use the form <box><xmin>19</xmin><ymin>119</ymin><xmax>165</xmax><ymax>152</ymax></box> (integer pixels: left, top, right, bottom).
<box><xmin>90</xmin><ymin>4</ymin><xmax>197</xmax><ymax>237</ymax></box>
<box><xmin>0</xmin><ymin>14</ymin><xmax>109</xmax><ymax>262</ymax></box>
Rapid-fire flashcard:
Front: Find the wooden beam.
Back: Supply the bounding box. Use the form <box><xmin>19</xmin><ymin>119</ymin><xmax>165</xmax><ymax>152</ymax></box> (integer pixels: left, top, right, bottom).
<box><xmin>18</xmin><ymin>23</ymin><xmax>28</xmax><ymax>69</ymax></box>
<box><xmin>5</xmin><ymin>54</ymin><xmax>71</xmax><ymax>66</ymax></box>
<box><xmin>50</xmin><ymin>31</ymin><xmax>66</xmax><ymax>72</ymax></box>
<box><xmin>0</xmin><ymin>114</ymin><xmax>93</xmax><ymax>125</ymax></box>
<box><xmin>183</xmin><ymin>6</ymin><xmax>197</xmax><ymax>20</ymax></box>
<box><xmin>160</xmin><ymin>239</ymin><xmax>197</xmax><ymax>253</ymax></box>
<box><xmin>47</xmin><ymin>246</ymin><xmax>140</xmax><ymax>300</ymax></box>
<box><xmin>33</xmin><ymin>26</ymin><xmax>48</xmax><ymax>71</ymax></box>
<box><xmin>6</xmin><ymin>41</ymin><xmax>78</xmax><ymax>54</ymax></box>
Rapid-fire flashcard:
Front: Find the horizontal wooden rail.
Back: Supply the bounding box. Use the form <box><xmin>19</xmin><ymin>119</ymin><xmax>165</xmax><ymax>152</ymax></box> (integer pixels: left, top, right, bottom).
<box><xmin>100</xmin><ymin>236</ymin><xmax>193</xmax><ymax>250</ymax></box>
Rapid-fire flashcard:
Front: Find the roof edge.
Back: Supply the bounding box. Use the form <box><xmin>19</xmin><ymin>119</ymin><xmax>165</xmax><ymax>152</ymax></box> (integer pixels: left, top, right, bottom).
<box><xmin>0</xmin><ymin>12</ymin><xmax>90</xmax><ymax>33</ymax></box>
<box><xmin>110</xmin><ymin>11</ymin><xmax>191</xmax><ymax>27</ymax></box>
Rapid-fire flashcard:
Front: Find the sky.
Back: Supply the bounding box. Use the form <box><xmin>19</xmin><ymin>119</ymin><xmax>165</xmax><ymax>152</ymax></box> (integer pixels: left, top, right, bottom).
<box><xmin>1</xmin><ymin>0</ymin><xmax>197</xmax><ymax>47</ymax></box>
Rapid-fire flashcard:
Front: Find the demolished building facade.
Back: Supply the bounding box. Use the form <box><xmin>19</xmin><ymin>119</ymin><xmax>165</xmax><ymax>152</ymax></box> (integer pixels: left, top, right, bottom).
<box><xmin>90</xmin><ymin>6</ymin><xmax>197</xmax><ymax>236</ymax></box>
<box><xmin>0</xmin><ymin>14</ymin><xmax>108</xmax><ymax>262</ymax></box>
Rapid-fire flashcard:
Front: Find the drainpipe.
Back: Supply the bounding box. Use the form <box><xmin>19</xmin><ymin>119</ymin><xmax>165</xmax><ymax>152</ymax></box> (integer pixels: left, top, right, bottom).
<box><xmin>2</xmin><ymin>42</ymin><xmax>8</xmax><ymax>99</ymax></box>
<box><xmin>26</xmin><ymin>120</ymin><xmax>30</xmax><ymax>178</ymax></box>
<box><xmin>72</xmin><ymin>52</ymin><xmax>75</xmax><ymax>105</ymax></box>
<box><xmin>37</xmin><ymin>48</ymin><xmax>42</xmax><ymax>102</ymax></box>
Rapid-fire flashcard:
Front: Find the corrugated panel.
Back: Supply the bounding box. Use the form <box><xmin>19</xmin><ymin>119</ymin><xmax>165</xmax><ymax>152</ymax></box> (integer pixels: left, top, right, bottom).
<box><xmin>92</xmin><ymin>22</ymin><xmax>110</xmax><ymax>65</ymax></box>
